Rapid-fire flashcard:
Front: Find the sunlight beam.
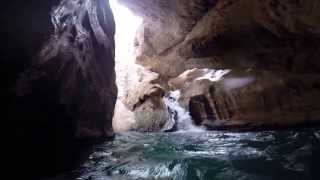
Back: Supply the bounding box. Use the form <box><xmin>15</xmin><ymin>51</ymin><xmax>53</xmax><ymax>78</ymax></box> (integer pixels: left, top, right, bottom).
<box><xmin>110</xmin><ymin>0</ymin><xmax>142</xmax><ymax>98</ymax></box>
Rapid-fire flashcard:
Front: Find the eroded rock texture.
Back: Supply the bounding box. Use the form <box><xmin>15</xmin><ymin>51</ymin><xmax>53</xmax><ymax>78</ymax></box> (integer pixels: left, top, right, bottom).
<box><xmin>1</xmin><ymin>0</ymin><xmax>116</xmax><ymax>178</ymax></box>
<box><xmin>172</xmin><ymin>69</ymin><xmax>320</xmax><ymax>130</ymax></box>
<box><xmin>36</xmin><ymin>0</ymin><xmax>117</xmax><ymax>139</ymax></box>
<box><xmin>119</xmin><ymin>0</ymin><xmax>320</xmax><ymax>130</ymax></box>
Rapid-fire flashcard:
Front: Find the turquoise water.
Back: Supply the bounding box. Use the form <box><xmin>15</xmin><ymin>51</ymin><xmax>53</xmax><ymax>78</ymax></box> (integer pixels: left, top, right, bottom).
<box><xmin>70</xmin><ymin>128</ymin><xmax>320</xmax><ymax>180</ymax></box>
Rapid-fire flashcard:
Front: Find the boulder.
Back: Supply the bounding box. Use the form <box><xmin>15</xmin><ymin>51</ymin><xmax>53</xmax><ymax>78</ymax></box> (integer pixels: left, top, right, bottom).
<box><xmin>113</xmin><ymin>79</ymin><xmax>169</xmax><ymax>132</ymax></box>
<box><xmin>129</xmin><ymin>83</ymin><xmax>168</xmax><ymax>132</ymax></box>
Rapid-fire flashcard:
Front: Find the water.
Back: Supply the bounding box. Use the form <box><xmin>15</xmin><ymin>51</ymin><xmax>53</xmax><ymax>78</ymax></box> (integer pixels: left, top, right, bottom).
<box><xmin>162</xmin><ymin>90</ymin><xmax>203</xmax><ymax>132</ymax></box>
<box><xmin>161</xmin><ymin>68</ymin><xmax>232</xmax><ymax>132</ymax></box>
<box><xmin>66</xmin><ymin>128</ymin><xmax>320</xmax><ymax>180</ymax></box>
<box><xmin>64</xmin><ymin>69</ymin><xmax>320</xmax><ymax>180</ymax></box>
<box><xmin>195</xmin><ymin>69</ymin><xmax>231</xmax><ymax>82</ymax></box>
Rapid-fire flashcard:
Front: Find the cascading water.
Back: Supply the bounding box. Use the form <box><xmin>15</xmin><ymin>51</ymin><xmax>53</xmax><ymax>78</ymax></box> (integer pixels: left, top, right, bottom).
<box><xmin>163</xmin><ymin>90</ymin><xmax>203</xmax><ymax>132</ymax></box>
<box><xmin>162</xmin><ymin>69</ymin><xmax>232</xmax><ymax>132</ymax></box>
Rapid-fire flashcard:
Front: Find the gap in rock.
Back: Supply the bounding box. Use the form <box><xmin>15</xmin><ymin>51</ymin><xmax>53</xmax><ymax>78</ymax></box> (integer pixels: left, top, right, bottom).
<box><xmin>110</xmin><ymin>0</ymin><xmax>142</xmax><ymax>131</ymax></box>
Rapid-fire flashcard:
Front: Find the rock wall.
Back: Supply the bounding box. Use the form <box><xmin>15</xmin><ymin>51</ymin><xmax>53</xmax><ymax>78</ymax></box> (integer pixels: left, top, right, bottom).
<box><xmin>171</xmin><ymin>69</ymin><xmax>320</xmax><ymax>130</ymax></box>
<box><xmin>119</xmin><ymin>0</ymin><xmax>320</xmax><ymax>130</ymax></box>
<box><xmin>1</xmin><ymin>0</ymin><xmax>117</xmax><ymax>178</ymax></box>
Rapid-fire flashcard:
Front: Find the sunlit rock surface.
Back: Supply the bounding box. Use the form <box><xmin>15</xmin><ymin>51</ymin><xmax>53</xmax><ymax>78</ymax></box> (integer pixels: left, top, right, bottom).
<box><xmin>110</xmin><ymin>0</ymin><xmax>170</xmax><ymax>132</ymax></box>
<box><xmin>170</xmin><ymin>69</ymin><xmax>320</xmax><ymax>130</ymax></box>
<box><xmin>119</xmin><ymin>0</ymin><xmax>320</xmax><ymax>130</ymax></box>
<box><xmin>1</xmin><ymin>0</ymin><xmax>117</xmax><ymax>178</ymax></box>
<box><xmin>125</xmin><ymin>82</ymin><xmax>168</xmax><ymax>132</ymax></box>
<box><xmin>112</xmin><ymin>62</ymin><xmax>169</xmax><ymax>132</ymax></box>
<box><xmin>120</xmin><ymin>0</ymin><xmax>320</xmax><ymax>77</ymax></box>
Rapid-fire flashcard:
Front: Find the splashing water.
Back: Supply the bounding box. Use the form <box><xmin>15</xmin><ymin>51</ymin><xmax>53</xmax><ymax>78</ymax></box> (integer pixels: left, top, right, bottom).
<box><xmin>163</xmin><ymin>90</ymin><xmax>203</xmax><ymax>132</ymax></box>
<box><xmin>162</xmin><ymin>69</ymin><xmax>232</xmax><ymax>132</ymax></box>
<box><xmin>196</xmin><ymin>69</ymin><xmax>231</xmax><ymax>82</ymax></box>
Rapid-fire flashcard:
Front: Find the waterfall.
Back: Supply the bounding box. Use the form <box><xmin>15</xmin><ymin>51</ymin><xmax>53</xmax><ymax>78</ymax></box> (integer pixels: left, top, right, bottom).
<box><xmin>162</xmin><ymin>69</ymin><xmax>232</xmax><ymax>132</ymax></box>
<box><xmin>163</xmin><ymin>90</ymin><xmax>203</xmax><ymax>132</ymax></box>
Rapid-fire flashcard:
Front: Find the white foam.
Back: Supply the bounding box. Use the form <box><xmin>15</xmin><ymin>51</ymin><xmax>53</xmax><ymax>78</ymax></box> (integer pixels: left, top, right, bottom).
<box><xmin>163</xmin><ymin>90</ymin><xmax>203</xmax><ymax>132</ymax></box>
<box><xmin>196</xmin><ymin>69</ymin><xmax>231</xmax><ymax>82</ymax></box>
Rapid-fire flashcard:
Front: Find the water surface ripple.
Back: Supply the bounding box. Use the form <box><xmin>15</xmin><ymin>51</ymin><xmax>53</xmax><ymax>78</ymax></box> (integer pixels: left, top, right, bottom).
<box><xmin>72</xmin><ymin>128</ymin><xmax>320</xmax><ymax>180</ymax></box>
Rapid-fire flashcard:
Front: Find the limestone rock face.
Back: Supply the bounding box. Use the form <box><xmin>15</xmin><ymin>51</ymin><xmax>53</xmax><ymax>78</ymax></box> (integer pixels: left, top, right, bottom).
<box><xmin>121</xmin><ymin>82</ymin><xmax>168</xmax><ymax>132</ymax></box>
<box><xmin>1</xmin><ymin>0</ymin><xmax>117</xmax><ymax>178</ymax></box>
<box><xmin>119</xmin><ymin>0</ymin><xmax>320</xmax><ymax>130</ymax></box>
<box><xmin>120</xmin><ymin>0</ymin><xmax>320</xmax><ymax>78</ymax></box>
<box><xmin>16</xmin><ymin>0</ymin><xmax>117</xmax><ymax>138</ymax></box>
<box><xmin>112</xmin><ymin>63</ymin><xmax>169</xmax><ymax>132</ymax></box>
<box><xmin>173</xmin><ymin>69</ymin><xmax>320</xmax><ymax>130</ymax></box>
<box><xmin>113</xmin><ymin>100</ymin><xmax>136</xmax><ymax>132</ymax></box>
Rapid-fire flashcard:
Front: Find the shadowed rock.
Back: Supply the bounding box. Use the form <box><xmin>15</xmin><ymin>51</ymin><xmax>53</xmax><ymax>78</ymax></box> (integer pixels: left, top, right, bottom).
<box><xmin>1</xmin><ymin>0</ymin><xmax>117</xmax><ymax>178</ymax></box>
